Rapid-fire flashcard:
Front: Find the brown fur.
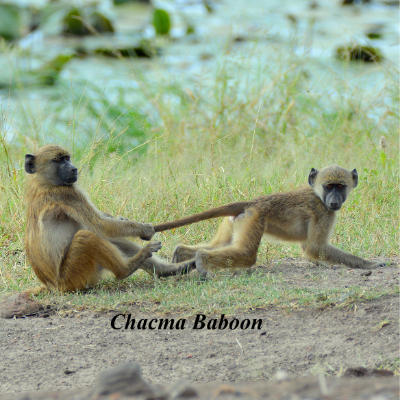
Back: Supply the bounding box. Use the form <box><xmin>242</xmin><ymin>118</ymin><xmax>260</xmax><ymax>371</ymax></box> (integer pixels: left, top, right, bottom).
<box><xmin>154</xmin><ymin>166</ymin><xmax>385</xmax><ymax>275</ymax></box>
<box><xmin>24</xmin><ymin>144</ymin><xmax>193</xmax><ymax>293</ymax></box>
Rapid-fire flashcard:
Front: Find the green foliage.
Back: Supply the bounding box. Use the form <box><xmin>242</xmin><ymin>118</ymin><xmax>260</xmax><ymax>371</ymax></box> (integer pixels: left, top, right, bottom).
<box><xmin>113</xmin><ymin>0</ymin><xmax>137</xmax><ymax>4</ymax></box>
<box><xmin>94</xmin><ymin>40</ymin><xmax>158</xmax><ymax>58</ymax></box>
<box><xmin>153</xmin><ymin>9</ymin><xmax>171</xmax><ymax>36</ymax></box>
<box><xmin>63</xmin><ymin>7</ymin><xmax>90</xmax><ymax>36</ymax></box>
<box><xmin>62</xmin><ymin>7</ymin><xmax>115</xmax><ymax>36</ymax></box>
<box><xmin>91</xmin><ymin>11</ymin><xmax>115</xmax><ymax>34</ymax></box>
<box><xmin>336</xmin><ymin>45</ymin><xmax>383</xmax><ymax>62</ymax></box>
<box><xmin>0</xmin><ymin>4</ymin><xmax>22</xmax><ymax>41</ymax></box>
<box><xmin>64</xmin><ymin>82</ymin><xmax>150</xmax><ymax>158</ymax></box>
<box><xmin>37</xmin><ymin>54</ymin><xmax>73</xmax><ymax>86</ymax></box>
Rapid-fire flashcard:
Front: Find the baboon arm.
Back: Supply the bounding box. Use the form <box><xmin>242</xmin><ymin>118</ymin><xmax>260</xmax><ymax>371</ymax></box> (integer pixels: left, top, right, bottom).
<box><xmin>46</xmin><ymin>203</ymin><xmax>152</xmax><ymax>239</ymax></box>
<box><xmin>95</xmin><ymin>214</ymin><xmax>153</xmax><ymax>239</ymax></box>
<box><xmin>153</xmin><ymin>201</ymin><xmax>252</xmax><ymax>232</ymax></box>
<box><xmin>304</xmin><ymin>217</ymin><xmax>375</xmax><ymax>269</ymax></box>
<box><xmin>100</xmin><ymin>211</ymin><xmax>114</xmax><ymax>218</ymax></box>
<box><xmin>305</xmin><ymin>243</ymin><xmax>376</xmax><ymax>269</ymax></box>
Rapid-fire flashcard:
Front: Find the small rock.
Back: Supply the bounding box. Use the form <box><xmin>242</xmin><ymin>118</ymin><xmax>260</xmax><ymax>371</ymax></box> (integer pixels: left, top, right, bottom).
<box><xmin>169</xmin><ymin>379</ymin><xmax>198</xmax><ymax>398</ymax></box>
<box><xmin>93</xmin><ymin>362</ymin><xmax>158</xmax><ymax>397</ymax></box>
<box><xmin>344</xmin><ymin>367</ymin><xmax>395</xmax><ymax>378</ymax></box>
<box><xmin>64</xmin><ymin>369</ymin><xmax>75</xmax><ymax>375</ymax></box>
<box><xmin>275</xmin><ymin>370</ymin><xmax>289</xmax><ymax>381</ymax></box>
<box><xmin>0</xmin><ymin>292</ymin><xmax>40</xmax><ymax>318</ymax></box>
<box><xmin>371</xmin><ymin>369</ymin><xmax>394</xmax><ymax>377</ymax></box>
<box><xmin>361</xmin><ymin>271</ymin><xmax>372</xmax><ymax>276</ymax></box>
<box><xmin>344</xmin><ymin>367</ymin><xmax>369</xmax><ymax>377</ymax></box>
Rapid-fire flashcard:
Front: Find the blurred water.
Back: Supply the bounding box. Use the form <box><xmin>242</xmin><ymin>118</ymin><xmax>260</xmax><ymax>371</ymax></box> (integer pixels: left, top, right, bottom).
<box><xmin>0</xmin><ymin>0</ymin><xmax>398</xmax><ymax>143</ymax></box>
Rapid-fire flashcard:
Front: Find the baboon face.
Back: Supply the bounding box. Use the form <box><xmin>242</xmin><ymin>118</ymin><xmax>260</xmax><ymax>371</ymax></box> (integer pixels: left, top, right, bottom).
<box><xmin>25</xmin><ymin>145</ymin><xmax>78</xmax><ymax>186</ymax></box>
<box><xmin>320</xmin><ymin>183</ymin><xmax>347</xmax><ymax>211</ymax></box>
<box><xmin>50</xmin><ymin>154</ymin><xmax>78</xmax><ymax>185</ymax></box>
<box><xmin>308</xmin><ymin>165</ymin><xmax>358</xmax><ymax>211</ymax></box>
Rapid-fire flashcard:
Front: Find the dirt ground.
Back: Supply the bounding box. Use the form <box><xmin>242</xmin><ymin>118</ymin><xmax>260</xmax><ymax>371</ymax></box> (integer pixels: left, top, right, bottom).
<box><xmin>0</xmin><ymin>258</ymin><xmax>399</xmax><ymax>399</ymax></box>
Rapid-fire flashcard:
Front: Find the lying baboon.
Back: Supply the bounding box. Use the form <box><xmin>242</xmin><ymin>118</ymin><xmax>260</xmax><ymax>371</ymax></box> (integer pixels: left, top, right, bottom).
<box><xmin>24</xmin><ymin>144</ymin><xmax>193</xmax><ymax>293</ymax></box>
<box><xmin>154</xmin><ymin>166</ymin><xmax>385</xmax><ymax>275</ymax></box>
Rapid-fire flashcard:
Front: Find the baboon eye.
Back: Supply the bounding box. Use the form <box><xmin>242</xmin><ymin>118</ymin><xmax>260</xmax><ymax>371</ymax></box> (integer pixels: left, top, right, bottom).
<box><xmin>64</xmin><ymin>156</ymin><xmax>70</xmax><ymax>162</ymax></box>
<box><xmin>326</xmin><ymin>184</ymin><xmax>332</xmax><ymax>189</ymax></box>
<box><xmin>338</xmin><ymin>184</ymin><xmax>343</xmax><ymax>188</ymax></box>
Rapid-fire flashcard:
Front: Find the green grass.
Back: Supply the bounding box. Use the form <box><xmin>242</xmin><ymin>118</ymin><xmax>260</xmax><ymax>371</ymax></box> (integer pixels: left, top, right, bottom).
<box><xmin>0</xmin><ymin>42</ymin><xmax>398</xmax><ymax>313</ymax></box>
<box><xmin>18</xmin><ymin>268</ymin><xmax>398</xmax><ymax>317</ymax></box>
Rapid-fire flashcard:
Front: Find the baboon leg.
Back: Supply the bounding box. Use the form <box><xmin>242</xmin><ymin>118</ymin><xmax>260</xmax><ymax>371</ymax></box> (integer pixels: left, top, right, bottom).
<box><xmin>195</xmin><ymin>244</ymin><xmax>259</xmax><ymax>277</ymax></box>
<box><xmin>58</xmin><ymin>230</ymin><xmax>159</xmax><ymax>292</ymax></box>
<box><xmin>111</xmin><ymin>238</ymin><xmax>196</xmax><ymax>277</ymax></box>
<box><xmin>172</xmin><ymin>216</ymin><xmax>235</xmax><ymax>263</ymax></box>
<box><xmin>209</xmin><ymin>216</ymin><xmax>235</xmax><ymax>246</ymax></box>
<box><xmin>195</xmin><ymin>208</ymin><xmax>264</xmax><ymax>276</ymax></box>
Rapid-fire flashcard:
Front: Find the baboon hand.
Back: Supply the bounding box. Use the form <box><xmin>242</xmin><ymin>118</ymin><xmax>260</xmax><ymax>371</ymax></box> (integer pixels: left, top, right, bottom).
<box><xmin>140</xmin><ymin>223</ymin><xmax>155</xmax><ymax>240</ymax></box>
<box><xmin>356</xmin><ymin>261</ymin><xmax>386</xmax><ymax>269</ymax></box>
<box><xmin>372</xmin><ymin>262</ymin><xmax>386</xmax><ymax>268</ymax></box>
<box><xmin>177</xmin><ymin>260</ymin><xmax>196</xmax><ymax>274</ymax></box>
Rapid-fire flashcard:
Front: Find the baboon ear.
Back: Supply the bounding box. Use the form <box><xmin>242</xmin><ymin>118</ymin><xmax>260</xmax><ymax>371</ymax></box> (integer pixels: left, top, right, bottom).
<box><xmin>308</xmin><ymin>168</ymin><xmax>318</xmax><ymax>187</ymax></box>
<box><xmin>25</xmin><ymin>154</ymin><xmax>36</xmax><ymax>174</ymax></box>
<box><xmin>351</xmin><ymin>169</ymin><xmax>358</xmax><ymax>188</ymax></box>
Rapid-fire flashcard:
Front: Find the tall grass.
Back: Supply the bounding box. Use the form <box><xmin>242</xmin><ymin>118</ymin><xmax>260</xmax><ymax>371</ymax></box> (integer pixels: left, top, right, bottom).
<box><xmin>0</xmin><ymin>41</ymin><xmax>398</xmax><ymax>307</ymax></box>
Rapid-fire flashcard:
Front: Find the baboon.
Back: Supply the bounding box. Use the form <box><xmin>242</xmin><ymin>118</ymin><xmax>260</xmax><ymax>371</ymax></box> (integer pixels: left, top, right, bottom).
<box><xmin>154</xmin><ymin>166</ymin><xmax>385</xmax><ymax>276</ymax></box>
<box><xmin>24</xmin><ymin>144</ymin><xmax>193</xmax><ymax>293</ymax></box>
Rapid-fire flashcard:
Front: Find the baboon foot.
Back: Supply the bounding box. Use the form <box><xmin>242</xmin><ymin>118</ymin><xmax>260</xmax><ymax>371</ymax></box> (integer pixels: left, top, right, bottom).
<box><xmin>125</xmin><ymin>241</ymin><xmax>162</xmax><ymax>278</ymax></box>
<box><xmin>172</xmin><ymin>245</ymin><xmax>197</xmax><ymax>263</ymax></box>
<box><xmin>142</xmin><ymin>241</ymin><xmax>162</xmax><ymax>258</ymax></box>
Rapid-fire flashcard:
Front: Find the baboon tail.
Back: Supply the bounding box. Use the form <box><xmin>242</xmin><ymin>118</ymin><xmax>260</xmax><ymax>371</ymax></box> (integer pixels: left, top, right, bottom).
<box><xmin>154</xmin><ymin>201</ymin><xmax>253</xmax><ymax>232</ymax></box>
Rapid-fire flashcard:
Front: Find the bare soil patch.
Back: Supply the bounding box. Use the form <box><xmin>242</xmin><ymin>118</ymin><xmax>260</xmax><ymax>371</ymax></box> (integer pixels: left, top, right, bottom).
<box><xmin>0</xmin><ymin>258</ymin><xmax>398</xmax><ymax>399</ymax></box>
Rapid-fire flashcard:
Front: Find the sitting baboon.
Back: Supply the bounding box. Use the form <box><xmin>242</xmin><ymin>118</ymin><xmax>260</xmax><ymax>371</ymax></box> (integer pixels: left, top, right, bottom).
<box><xmin>154</xmin><ymin>166</ymin><xmax>385</xmax><ymax>276</ymax></box>
<box><xmin>24</xmin><ymin>144</ymin><xmax>193</xmax><ymax>293</ymax></box>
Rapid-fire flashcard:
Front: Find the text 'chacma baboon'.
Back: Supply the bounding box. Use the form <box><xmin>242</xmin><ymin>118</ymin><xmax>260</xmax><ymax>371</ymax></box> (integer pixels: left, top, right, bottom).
<box><xmin>24</xmin><ymin>144</ymin><xmax>193</xmax><ymax>293</ymax></box>
<box><xmin>154</xmin><ymin>166</ymin><xmax>385</xmax><ymax>276</ymax></box>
